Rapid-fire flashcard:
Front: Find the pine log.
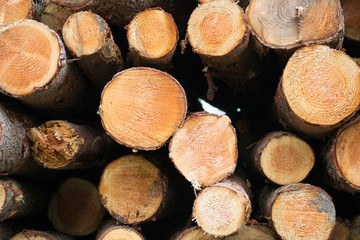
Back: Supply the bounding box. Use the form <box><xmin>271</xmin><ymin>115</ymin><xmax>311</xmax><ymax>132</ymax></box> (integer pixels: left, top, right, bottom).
<box><xmin>274</xmin><ymin>45</ymin><xmax>360</xmax><ymax>138</ymax></box>
<box><xmin>225</xmin><ymin>223</ymin><xmax>280</xmax><ymax>240</ymax></box>
<box><xmin>96</xmin><ymin>219</ymin><xmax>145</xmax><ymax>240</ymax></box>
<box><xmin>27</xmin><ymin>120</ymin><xmax>113</xmax><ymax>170</ymax></box>
<box><xmin>62</xmin><ymin>11</ymin><xmax>124</xmax><ymax>90</ymax></box>
<box><xmin>246</xmin><ymin>0</ymin><xmax>344</xmax><ymax>58</ymax></box>
<box><xmin>127</xmin><ymin>8</ymin><xmax>178</xmax><ymax>71</ymax></box>
<box><xmin>48</xmin><ymin>178</ymin><xmax>106</xmax><ymax>236</ymax></box>
<box><xmin>252</xmin><ymin>131</ymin><xmax>315</xmax><ymax>185</ymax></box>
<box><xmin>98</xmin><ymin>154</ymin><xmax>169</xmax><ymax>225</ymax></box>
<box><xmin>262</xmin><ymin>183</ymin><xmax>336</xmax><ymax>240</ymax></box>
<box><xmin>172</xmin><ymin>226</ymin><xmax>217</xmax><ymax>240</ymax></box>
<box><xmin>197</xmin><ymin>0</ymin><xmax>250</xmax><ymax>8</ymax></box>
<box><xmin>169</xmin><ymin>112</ymin><xmax>237</xmax><ymax>189</ymax></box>
<box><xmin>350</xmin><ymin>215</ymin><xmax>360</xmax><ymax>240</ymax></box>
<box><xmin>322</xmin><ymin>116</ymin><xmax>360</xmax><ymax>193</ymax></box>
<box><xmin>0</xmin><ymin>19</ymin><xmax>88</xmax><ymax>116</ymax></box>
<box><xmin>341</xmin><ymin>0</ymin><xmax>360</xmax><ymax>41</ymax></box>
<box><xmin>0</xmin><ymin>177</ymin><xmax>48</xmax><ymax>221</ymax></box>
<box><xmin>51</xmin><ymin>0</ymin><xmax>101</xmax><ymax>11</ymax></box>
<box><xmin>0</xmin><ymin>0</ymin><xmax>34</xmax><ymax>24</ymax></box>
<box><xmin>192</xmin><ymin>177</ymin><xmax>252</xmax><ymax>237</ymax></box>
<box><xmin>39</xmin><ymin>3</ymin><xmax>74</xmax><ymax>36</ymax></box>
<box><xmin>99</xmin><ymin>67</ymin><xmax>187</xmax><ymax>151</ymax></box>
<box><xmin>10</xmin><ymin>230</ymin><xmax>75</xmax><ymax>240</ymax></box>
<box><xmin>329</xmin><ymin>218</ymin><xmax>350</xmax><ymax>240</ymax></box>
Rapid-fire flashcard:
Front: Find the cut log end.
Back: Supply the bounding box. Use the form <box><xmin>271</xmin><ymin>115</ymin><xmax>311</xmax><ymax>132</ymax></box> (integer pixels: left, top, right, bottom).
<box><xmin>187</xmin><ymin>0</ymin><xmax>247</xmax><ymax>56</ymax></box>
<box><xmin>0</xmin><ymin>19</ymin><xmax>62</xmax><ymax>96</ymax></box>
<box><xmin>62</xmin><ymin>11</ymin><xmax>109</xmax><ymax>57</ymax></box>
<box><xmin>0</xmin><ymin>182</ymin><xmax>7</xmax><ymax>212</ymax></box>
<box><xmin>226</xmin><ymin>224</ymin><xmax>280</xmax><ymax>240</ymax></box>
<box><xmin>10</xmin><ymin>230</ymin><xmax>75</xmax><ymax>240</ymax></box>
<box><xmin>100</xmin><ymin>67</ymin><xmax>187</xmax><ymax>150</ymax></box>
<box><xmin>48</xmin><ymin>178</ymin><xmax>106</xmax><ymax>236</ymax></box>
<box><xmin>0</xmin><ymin>0</ymin><xmax>33</xmax><ymax>25</ymax></box>
<box><xmin>99</xmin><ymin>155</ymin><xmax>167</xmax><ymax>225</ymax></box>
<box><xmin>97</xmin><ymin>226</ymin><xmax>144</xmax><ymax>240</ymax></box>
<box><xmin>341</xmin><ymin>0</ymin><xmax>360</xmax><ymax>41</ymax></box>
<box><xmin>269</xmin><ymin>184</ymin><xmax>336</xmax><ymax>240</ymax></box>
<box><xmin>169</xmin><ymin>113</ymin><xmax>237</xmax><ymax>188</ymax></box>
<box><xmin>173</xmin><ymin>227</ymin><xmax>217</xmax><ymax>240</ymax></box>
<box><xmin>40</xmin><ymin>3</ymin><xmax>74</xmax><ymax>36</ymax></box>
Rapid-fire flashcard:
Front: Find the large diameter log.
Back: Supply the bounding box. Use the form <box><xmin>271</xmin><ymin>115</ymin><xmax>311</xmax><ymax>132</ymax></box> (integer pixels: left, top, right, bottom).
<box><xmin>192</xmin><ymin>177</ymin><xmax>251</xmax><ymax>237</ymax></box>
<box><xmin>39</xmin><ymin>3</ymin><xmax>74</xmax><ymax>36</ymax></box>
<box><xmin>253</xmin><ymin>131</ymin><xmax>315</xmax><ymax>185</ymax></box>
<box><xmin>274</xmin><ymin>45</ymin><xmax>360</xmax><ymax>138</ymax></box>
<box><xmin>10</xmin><ymin>230</ymin><xmax>75</xmax><ymax>240</ymax></box>
<box><xmin>246</xmin><ymin>0</ymin><xmax>344</xmax><ymax>57</ymax></box>
<box><xmin>341</xmin><ymin>0</ymin><xmax>360</xmax><ymax>41</ymax></box>
<box><xmin>262</xmin><ymin>183</ymin><xmax>336</xmax><ymax>240</ymax></box>
<box><xmin>99</xmin><ymin>67</ymin><xmax>187</xmax><ymax>151</ymax></box>
<box><xmin>99</xmin><ymin>154</ymin><xmax>169</xmax><ymax>225</ymax></box>
<box><xmin>0</xmin><ymin>0</ymin><xmax>34</xmax><ymax>24</ymax></box>
<box><xmin>169</xmin><ymin>112</ymin><xmax>237</xmax><ymax>189</ymax></box>
<box><xmin>322</xmin><ymin>116</ymin><xmax>360</xmax><ymax>193</ymax></box>
<box><xmin>127</xmin><ymin>8</ymin><xmax>178</xmax><ymax>71</ymax></box>
<box><xmin>96</xmin><ymin>220</ymin><xmax>144</xmax><ymax>240</ymax></box>
<box><xmin>62</xmin><ymin>11</ymin><xmax>123</xmax><ymax>90</ymax></box>
<box><xmin>0</xmin><ymin>19</ymin><xmax>88</xmax><ymax>116</ymax></box>
<box><xmin>48</xmin><ymin>178</ymin><xmax>106</xmax><ymax>236</ymax></box>
<box><xmin>28</xmin><ymin>120</ymin><xmax>113</xmax><ymax>170</ymax></box>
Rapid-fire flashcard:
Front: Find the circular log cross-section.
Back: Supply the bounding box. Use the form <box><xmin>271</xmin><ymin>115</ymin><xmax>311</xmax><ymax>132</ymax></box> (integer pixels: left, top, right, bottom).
<box><xmin>253</xmin><ymin>131</ymin><xmax>315</xmax><ymax>185</ymax></box>
<box><xmin>100</xmin><ymin>67</ymin><xmax>187</xmax><ymax>150</ymax></box>
<box><xmin>0</xmin><ymin>0</ymin><xmax>34</xmax><ymax>25</ymax></box>
<box><xmin>246</xmin><ymin>0</ymin><xmax>344</xmax><ymax>53</ymax></box>
<box><xmin>48</xmin><ymin>178</ymin><xmax>106</xmax><ymax>236</ymax></box>
<box><xmin>172</xmin><ymin>227</ymin><xmax>217</xmax><ymax>240</ymax></box>
<box><xmin>10</xmin><ymin>230</ymin><xmax>75</xmax><ymax>240</ymax></box>
<box><xmin>341</xmin><ymin>0</ymin><xmax>360</xmax><ymax>41</ymax></box>
<box><xmin>96</xmin><ymin>222</ymin><xmax>144</xmax><ymax>240</ymax></box>
<box><xmin>127</xmin><ymin>8</ymin><xmax>178</xmax><ymax>70</ymax></box>
<box><xmin>225</xmin><ymin>224</ymin><xmax>280</xmax><ymax>240</ymax></box>
<box><xmin>40</xmin><ymin>3</ymin><xmax>75</xmax><ymax>36</ymax></box>
<box><xmin>264</xmin><ymin>184</ymin><xmax>336</xmax><ymax>240</ymax></box>
<box><xmin>275</xmin><ymin>45</ymin><xmax>360</xmax><ymax>138</ymax></box>
<box><xmin>192</xmin><ymin>178</ymin><xmax>251</xmax><ymax>237</ymax></box>
<box><xmin>98</xmin><ymin>155</ymin><xmax>168</xmax><ymax>225</ymax></box>
<box><xmin>169</xmin><ymin>112</ymin><xmax>237</xmax><ymax>189</ymax></box>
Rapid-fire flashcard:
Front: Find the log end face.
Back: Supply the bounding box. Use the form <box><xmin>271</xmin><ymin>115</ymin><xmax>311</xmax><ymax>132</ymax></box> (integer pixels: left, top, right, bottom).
<box><xmin>0</xmin><ymin>182</ymin><xmax>6</xmax><ymax>213</ymax></box>
<box><xmin>174</xmin><ymin>226</ymin><xmax>217</xmax><ymax>240</ymax></box>
<box><xmin>228</xmin><ymin>224</ymin><xmax>280</xmax><ymax>240</ymax></box>
<box><xmin>0</xmin><ymin>0</ymin><xmax>33</xmax><ymax>25</ymax></box>
<box><xmin>98</xmin><ymin>226</ymin><xmax>144</xmax><ymax>240</ymax></box>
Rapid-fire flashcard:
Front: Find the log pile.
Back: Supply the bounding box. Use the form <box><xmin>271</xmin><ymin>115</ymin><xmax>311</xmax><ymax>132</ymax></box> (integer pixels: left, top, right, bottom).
<box><xmin>0</xmin><ymin>0</ymin><xmax>360</xmax><ymax>239</ymax></box>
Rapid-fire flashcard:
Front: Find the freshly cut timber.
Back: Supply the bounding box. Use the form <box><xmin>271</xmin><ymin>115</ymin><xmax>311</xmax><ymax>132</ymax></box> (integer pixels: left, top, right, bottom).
<box><xmin>100</xmin><ymin>67</ymin><xmax>187</xmax><ymax>151</ymax></box>
<box><xmin>341</xmin><ymin>0</ymin><xmax>360</xmax><ymax>41</ymax></box>
<box><xmin>274</xmin><ymin>45</ymin><xmax>360</xmax><ymax>138</ymax></box>
<box><xmin>192</xmin><ymin>177</ymin><xmax>251</xmax><ymax>237</ymax></box>
<box><xmin>323</xmin><ymin>116</ymin><xmax>360</xmax><ymax>193</ymax></box>
<box><xmin>62</xmin><ymin>11</ymin><xmax>123</xmax><ymax>90</ymax></box>
<box><xmin>0</xmin><ymin>0</ymin><xmax>34</xmax><ymax>25</ymax></box>
<box><xmin>172</xmin><ymin>226</ymin><xmax>217</xmax><ymax>240</ymax></box>
<box><xmin>96</xmin><ymin>220</ymin><xmax>145</xmax><ymax>240</ymax></box>
<box><xmin>0</xmin><ymin>19</ymin><xmax>88</xmax><ymax>115</ymax></box>
<box><xmin>0</xmin><ymin>177</ymin><xmax>48</xmax><ymax>221</ymax></box>
<box><xmin>225</xmin><ymin>223</ymin><xmax>280</xmax><ymax>240</ymax></box>
<box><xmin>48</xmin><ymin>178</ymin><xmax>106</xmax><ymax>236</ymax></box>
<box><xmin>98</xmin><ymin>155</ymin><xmax>168</xmax><ymax>225</ymax></box>
<box><xmin>246</xmin><ymin>0</ymin><xmax>344</xmax><ymax>56</ymax></box>
<box><xmin>40</xmin><ymin>3</ymin><xmax>74</xmax><ymax>36</ymax></box>
<box><xmin>10</xmin><ymin>230</ymin><xmax>75</xmax><ymax>240</ymax></box>
<box><xmin>329</xmin><ymin>218</ymin><xmax>350</xmax><ymax>240</ymax></box>
<box><xmin>262</xmin><ymin>183</ymin><xmax>336</xmax><ymax>240</ymax></box>
<box><xmin>252</xmin><ymin>131</ymin><xmax>315</xmax><ymax>185</ymax></box>
<box><xmin>28</xmin><ymin>120</ymin><xmax>113</xmax><ymax>170</ymax></box>
<box><xmin>127</xmin><ymin>8</ymin><xmax>178</xmax><ymax>71</ymax></box>
<box><xmin>169</xmin><ymin>112</ymin><xmax>237</xmax><ymax>189</ymax></box>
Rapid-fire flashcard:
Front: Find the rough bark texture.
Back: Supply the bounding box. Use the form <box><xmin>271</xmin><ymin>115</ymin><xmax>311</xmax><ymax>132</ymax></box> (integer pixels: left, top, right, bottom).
<box><xmin>0</xmin><ymin>0</ymin><xmax>35</xmax><ymax>25</ymax></box>
<box><xmin>341</xmin><ymin>0</ymin><xmax>360</xmax><ymax>42</ymax></box>
<box><xmin>10</xmin><ymin>230</ymin><xmax>75</xmax><ymax>240</ymax></box>
<box><xmin>96</xmin><ymin>219</ymin><xmax>145</xmax><ymax>240</ymax></box>
<box><xmin>350</xmin><ymin>215</ymin><xmax>360</xmax><ymax>240</ymax></box>
<box><xmin>51</xmin><ymin>0</ymin><xmax>102</xmax><ymax>11</ymax></box>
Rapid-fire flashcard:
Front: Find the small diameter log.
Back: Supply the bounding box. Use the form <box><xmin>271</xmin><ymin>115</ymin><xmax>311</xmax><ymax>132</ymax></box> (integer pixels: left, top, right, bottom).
<box><xmin>253</xmin><ymin>131</ymin><xmax>315</xmax><ymax>185</ymax></box>
<box><xmin>96</xmin><ymin>220</ymin><xmax>144</xmax><ymax>240</ymax></box>
<box><xmin>192</xmin><ymin>177</ymin><xmax>252</xmax><ymax>237</ymax></box>
<box><xmin>99</xmin><ymin>67</ymin><xmax>187</xmax><ymax>151</ymax></box>
<box><xmin>48</xmin><ymin>178</ymin><xmax>106</xmax><ymax>236</ymax></box>
<box><xmin>39</xmin><ymin>3</ymin><xmax>74</xmax><ymax>36</ymax></box>
<box><xmin>350</xmin><ymin>215</ymin><xmax>360</xmax><ymax>240</ymax></box>
<box><xmin>10</xmin><ymin>230</ymin><xmax>75</xmax><ymax>240</ymax></box>
<box><xmin>329</xmin><ymin>218</ymin><xmax>350</xmax><ymax>240</ymax></box>
<box><xmin>0</xmin><ymin>19</ymin><xmax>88</xmax><ymax>116</ymax></box>
<box><xmin>0</xmin><ymin>0</ymin><xmax>34</xmax><ymax>24</ymax></box>
<box><xmin>225</xmin><ymin>223</ymin><xmax>280</xmax><ymax>240</ymax></box>
<box><xmin>341</xmin><ymin>0</ymin><xmax>360</xmax><ymax>41</ymax></box>
<box><xmin>274</xmin><ymin>45</ymin><xmax>360</xmax><ymax>138</ymax></box>
<box><xmin>98</xmin><ymin>154</ymin><xmax>168</xmax><ymax>225</ymax></box>
<box><xmin>127</xmin><ymin>8</ymin><xmax>178</xmax><ymax>71</ymax></box>
<box><xmin>172</xmin><ymin>226</ymin><xmax>217</xmax><ymax>240</ymax></box>
<box><xmin>322</xmin><ymin>116</ymin><xmax>360</xmax><ymax>193</ymax></box>
<box><xmin>28</xmin><ymin>120</ymin><xmax>113</xmax><ymax>170</ymax></box>
<box><xmin>169</xmin><ymin>112</ymin><xmax>237</xmax><ymax>189</ymax></box>
<box><xmin>62</xmin><ymin>11</ymin><xmax>124</xmax><ymax>90</ymax></box>
<box><xmin>246</xmin><ymin>0</ymin><xmax>344</xmax><ymax>57</ymax></box>
<box><xmin>0</xmin><ymin>177</ymin><xmax>48</xmax><ymax>221</ymax></box>
<box><xmin>263</xmin><ymin>183</ymin><xmax>336</xmax><ymax>240</ymax></box>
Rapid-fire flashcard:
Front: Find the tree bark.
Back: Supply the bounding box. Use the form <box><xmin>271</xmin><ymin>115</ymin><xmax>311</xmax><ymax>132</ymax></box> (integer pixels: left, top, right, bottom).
<box><xmin>51</xmin><ymin>0</ymin><xmax>102</xmax><ymax>11</ymax></box>
<box><xmin>127</xmin><ymin>8</ymin><xmax>178</xmax><ymax>71</ymax></box>
<box><xmin>39</xmin><ymin>3</ymin><xmax>74</xmax><ymax>37</ymax></box>
<box><xmin>341</xmin><ymin>0</ymin><xmax>360</xmax><ymax>42</ymax></box>
<box><xmin>198</xmin><ymin>0</ymin><xmax>250</xmax><ymax>8</ymax></box>
<box><xmin>252</xmin><ymin>131</ymin><xmax>315</xmax><ymax>185</ymax></box>
<box><xmin>62</xmin><ymin>11</ymin><xmax>124</xmax><ymax>90</ymax></box>
<box><xmin>28</xmin><ymin>120</ymin><xmax>113</xmax><ymax>170</ymax></box>
<box><xmin>192</xmin><ymin>176</ymin><xmax>252</xmax><ymax>237</ymax></box>
<box><xmin>171</xmin><ymin>226</ymin><xmax>217</xmax><ymax>240</ymax></box>
<box><xmin>99</xmin><ymin>67</ymin><xmax>187</xmax><ymax>151</ymax></box>
<box><xmin>329</xmin><ymin>218</ymin><xmax>350</xmax><ymax>240</ymax></box>
<box><xmin>350</xmin><ymin>215</ymin><xmax>360</xmax><ymax>240</ymax></box>
<box><xmin>261</xmin><ymin>183</ymin><xmax>336</xmax><ymax>240</ymax></box>
<box><xmin>0</xmin><ymin>0</ymin><xmax>34</xmax><ymax>25</ymax></box>
<box><xmin>10</xmin><ymin>230</ymin><xmax>75</xmax><ymax>240</ymax></box>
<box><xmin>274</xmin><ymin>45</ymin><xmax>360</xmax><ymax>138</ymax></box>
<box><xmin>96</xmin><ymin>219</ymin><xmax>145</xmax><ymax>240</ymax></box>
<box><xmin>48</xmin><ymin>178</ymin><xmax>106</xmax><ymax>236</ymax></box>
<box><xmin>169</xmin><ymin>112</ymin><xmax>237</xmax><ymax>189</ymax></box>
<box><xmin>0</xmin><ymin>19</ymin><xmax>89</xmax><ymax>116</ymax></box>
